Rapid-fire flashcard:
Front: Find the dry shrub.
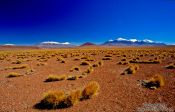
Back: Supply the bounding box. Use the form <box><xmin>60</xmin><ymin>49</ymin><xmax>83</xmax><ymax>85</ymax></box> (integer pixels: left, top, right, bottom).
<box><xmin>39</xmin><ymin>91</ymin><xmax>66</xmax><ymax>109</ymax></box>
<box><xmin>64</xmin><ymin>90</ymin><xmax>81</xmax><ymax>107</ymax></box>
<box><xmin>26</xmin><ymin>69</ymin><xmax>35</xmax><ymax>75</ymax></box>
<box><xmin>45</xmin><ymin>75</ymin><xmax>66</xmax><ymax>82</ymax></box>
<box><xmin>121</xmin><ymin>64</ymin><xmax>139</xmax><ymax>75</ymax></box>
<box><xmin>102</xmin><ymin>57</ymin><xmax>112</xmax><ymax>60</ymax></box>
<box><xmin>84</xmin><ymin>66</ymin><xmax>94</xmax><ymax>74</ymax></box>
<box><xmin>11</xmin><ymin>64</ymin><xmax>28</xmax><ymax>69</ymax></box>
<box><xmin>11</xmin><ymin>60</ymin><xmax>22</xmax><ymax>64</ymax></box>
<box><xmin>70</xmin><ymin>66</ymin><xmax>80</xmax><ymax>72</ymax></box>
<box><xmin>82</xmin><ymin>81</ymin><xmax>100</xmax><ymax>99</ymax></box>
<box><xmin>98</xmin><ymin>61</ymin><xmax>103</xmax><ymax>66</ymax></box>
<box><xmin>35</xmin><ymin>81</ymin><xmax>100</xmax><ymax>109</ymax></box>
<box><xmin>149</xmin><ymin>74</ymin><xmax>165</xmax><ymax>88</ymax></box>
<box><xmin>165</xmin><ymin>63</ymin><xmax>175</xmax><ymax>69</ymax></box>
<box><xmin>74</xmin><ymin>58</ymin><xmax>80</xmax><ymax>61</ymax></box>
<box><xmin>104</xmin><ymin>55</ymin><xmax>112</xmax><ymax>57</ymax></box>
<box><xmin>7</xmin><ymin>72</ymin><xmax>22</xmax><ymax>78</ymax></box>
<box><xmin>140</xmin><ymin>74</ymin><xmax>165</xmax><ymax>90</ymax></box>
<box><xmin>129</xmin><ymin>60</ymin><xmax>161</xmax><ymax>64</ymax></box>
<box><xmin>80</xmin><ymin>61</ymin><xmax>90</xmax><ymax>66</ymax></box>
<box><xmin>67</xmin><ymin>75</ymin><xmax>78</xmax><ymax>80</ymax></box>
<box><xmin>92</xmin><ymin>63</ymin><xmax>99</xmax><ymax>67</ymax></box>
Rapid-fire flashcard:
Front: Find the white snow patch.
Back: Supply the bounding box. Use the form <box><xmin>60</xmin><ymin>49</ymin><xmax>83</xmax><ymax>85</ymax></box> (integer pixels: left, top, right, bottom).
<box><xmin>41</xmin><ymin>41</ymin><xmax>70</xmax><ymax>45</ymax></box>
<box><xmin>116</xmin><ymin>38</ymin><xmax>127</xmax><ymax>41</ymax></box>
<box><xmin>143</xmin><ymin>39</ymin><xmax>154</xmax><ymax>43</ymax></box>
<box><xmin>129</xmin><ymin>39</ymin><xmax>138</xmax><ymax>42</ymax></box>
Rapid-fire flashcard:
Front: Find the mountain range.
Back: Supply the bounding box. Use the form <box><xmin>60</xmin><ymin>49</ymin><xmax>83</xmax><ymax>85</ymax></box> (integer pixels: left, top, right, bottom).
<box><xmin>1</xmin><ymin>38</ymin><xmax>168</xmax><ymax>48</ymax></box>
<box><xmin>102</xmin><ymin>38</ymin><xmax>166</xmax><ymax>46</ymax></box>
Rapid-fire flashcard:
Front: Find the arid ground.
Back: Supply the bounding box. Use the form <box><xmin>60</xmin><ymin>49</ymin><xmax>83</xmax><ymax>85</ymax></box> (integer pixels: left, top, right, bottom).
<box><xmin>0</xmin><ymin>46</ymin><xmax>175</xmax><ymax>112</ymax></box>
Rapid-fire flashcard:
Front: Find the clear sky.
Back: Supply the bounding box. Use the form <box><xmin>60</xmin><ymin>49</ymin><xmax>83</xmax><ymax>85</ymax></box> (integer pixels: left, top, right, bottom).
<box><xmin>0</xmin><ymin>0</ymin><xmax>175</xmax><ymax>45</ymax></box>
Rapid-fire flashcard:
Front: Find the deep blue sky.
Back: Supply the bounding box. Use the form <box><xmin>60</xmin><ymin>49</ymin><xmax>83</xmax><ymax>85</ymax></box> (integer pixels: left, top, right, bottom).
<box><xmin>0</xmin><ymin>0</ymin><xmax>175</xmax><ymax>45</ymax></box>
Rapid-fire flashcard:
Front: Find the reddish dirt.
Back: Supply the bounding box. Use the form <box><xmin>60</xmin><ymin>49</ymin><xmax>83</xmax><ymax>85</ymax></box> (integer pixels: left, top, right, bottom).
<box><xmin>0</xmin><ymin>47</ymin><xmax>175</xmax><ymax>112</ymax></box>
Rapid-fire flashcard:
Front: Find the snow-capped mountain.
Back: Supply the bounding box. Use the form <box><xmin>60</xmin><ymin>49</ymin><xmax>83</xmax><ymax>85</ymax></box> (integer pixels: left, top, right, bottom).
<box><xmin>102</xmin><ymin>38</ymin><xmax>166</xmax><ymax>46</ymax></box>
<box><xmin>38</xmin><ymin>41</ymin><xmax>76</xmax><ymax>48</ymax></box>
<box><xmin>2</xmin><ymin>44</ymin><xmax>15</xmax><ymax>46</ymax></box>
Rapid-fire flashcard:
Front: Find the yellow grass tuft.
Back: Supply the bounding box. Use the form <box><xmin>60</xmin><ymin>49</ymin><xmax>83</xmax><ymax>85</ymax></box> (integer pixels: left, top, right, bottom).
<box><xmin>7</xmin><ymin>72</ymin><xmax>23</xmax><ymax>78</ymax></box>
<box><xmin>82</xmin><ymin>81</ymin><xmax>100</xmax><ymax>99</ymax></box>
<box><xmin>45</xmin><ymin>75</ymin><xmax>66</xmax><ymax>82</ymax></box>
<box><xmin>40</xmin><ymin>91</ymin><xmax>66</xmax><ymax>109</ymax></box>
<box><xmin>64</xmin><ymin>90</ymin><xmax>81</xmax><ymax>107</ymax></box>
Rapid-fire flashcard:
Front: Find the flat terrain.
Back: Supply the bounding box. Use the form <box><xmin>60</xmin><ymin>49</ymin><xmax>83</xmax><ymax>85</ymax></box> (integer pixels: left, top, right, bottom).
<box><xmin>0</xmin><ymin>47</ymin><xmax>175</xmax><ymax>112</ymax></box>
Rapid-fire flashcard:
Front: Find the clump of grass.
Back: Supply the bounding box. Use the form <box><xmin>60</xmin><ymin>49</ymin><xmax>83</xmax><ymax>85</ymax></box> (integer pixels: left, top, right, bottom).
<box><xmin>11</xmin><ymin>60</ymin><xmax>22</xmax><ymax>64</ymax></box>
<box><xmin>149</xmin><ymin>74</ymin><xmax>165</xmax><ymax>87</ymax></box>
<box><xmin>129</xmin><ymin>60</ymin><xmax>161</xmax><ymax>64</ymax></box>
<box><xmin>82</xmin><ymin>72</ymin><xmax>88</xmax><ymax>76</ymax></box>
<box><xmin>56</xmin><ymin>57</ymin><xmax>63</xmax><ymax>61</ymax></box>
<box><xmin>26</xmin><ymin>69</ymin><xmax>35</xmax><ymax>75</ymax></box>
<box><xmin>35</xmin><ymin>81</ymin><xmax>100</xmax><ymax>109</ymax></box>
<box><xmin>81</xmin><ymin>56</ymin><xmax>88</xmax><ymax>59</ymax></box>
<box><xmin>117</xmin><ymin>61</ymin><xmax>129</xmax><ymax>65</ymax></box>
<box><xmin>92</xmin><ymin>63</ymin><xmax>99</xmax><ymax>67</ymax></box>
<box><xmin>57</xmin><ymin>57</ymin><xmax>65</xmax><ymax>63</ymax></box>
<box><xmin>64</xmin><ymin>90</ymin><xmax>81</xmax><ymax>107</ymax></box>
<box><xmin>80</xmin><ymin>61</ymin><xmax>90</xmax><ymax>66</ymax></box>
<box><xmin>121</xmin><ymin>64</ymin><xmax>139</xmax><ymax>75</ymax></box>
<box><xmin>67</xmin><ymin>75</ymin><xmax>78</xmax><ymax>80</ymax></box>
<box><xmin>102</xmin><ymin>57</ymin><xmax>112</xmax><ymax>60</ymax></box>
<box><xmin>74</xmin><ymin>58</ymin><xmax>80</xmax><ymax>61</ymax></box>
<box><xmin>10</xmin><ymin>64</ymin><xmax>28</xmax><ymax>69</ymax></box>
<box><xmin>39</xmin><ymin>91</ymin><xmax>66</xmax><ymax>109</ymax></box>
<box><xmin>121</xmin><ymin>58</ymin><xmax>126</xmax><ymax>61</ymax></box>
<box><xmin>61</xmin><ymin>60</ymin><xmax>65</xmax><ymax>63</ymax></box>
<box><xmin>81</xmin><ymin>81</ymin><xmax>100</xmax><ymax>99</ymax></box>
<box><xmin>45</xmin><ymin>75</ymin><xmax>66</xmax><ymax>82</ymax></box>
<box><xmin>78</xmin><ymin>75</ymin><xmax>84</xmax><ymax>78</ymax></box>
<box><xmin>165</xmin><ymin>63</ymin><xmax>175</xmax><ymax>69</ymax></box>
<box><xmin>84</xmin><ymin>66</ymin><xmax>94</xmax><ymax>74</ymax></box>
<box><xmin>7</xmin><ymin>72</ymin><xmax>23</xmax><ymax>78</ymax></box>
<box><xmin>104</xmin><ymin>55</ymin><xmax>112</xmax><ymax>57</ymax></box>
<box><xmin>70</xmin><ymin>66</ymin><xmax>80</xmax><ymax>72</ymax></box>
<box><xmin>98</xmin><ymin>61</ymin><xmax>103</xmax><ymax>66</ymax></box>
<box><xmin>140</xmin><ymin>74</ymin><xmax>165</xmax><ymax>89</ymax></box>
<box><xmin>85</xmin><ymin>58</ymin><xmax>94</xmax><ymax>61</ymax></box>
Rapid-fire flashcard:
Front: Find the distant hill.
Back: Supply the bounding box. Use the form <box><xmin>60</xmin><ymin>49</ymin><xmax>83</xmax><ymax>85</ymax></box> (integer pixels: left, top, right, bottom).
<box><xmin>102</xmin><ymin>38</ymin><xmax>167</xmax><ymax>46</ymax></box>
<box><xmin>80</xmin><ymin>42</ymin><xmax>96</xmax><ymax>46</ymax></box>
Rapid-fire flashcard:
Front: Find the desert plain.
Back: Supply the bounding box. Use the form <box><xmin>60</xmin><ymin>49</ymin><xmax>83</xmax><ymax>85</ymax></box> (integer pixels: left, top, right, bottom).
<box><xmin>0</xmin><ymin>46</ymin><xmax>175</xmax><ymax>112</ymax></box>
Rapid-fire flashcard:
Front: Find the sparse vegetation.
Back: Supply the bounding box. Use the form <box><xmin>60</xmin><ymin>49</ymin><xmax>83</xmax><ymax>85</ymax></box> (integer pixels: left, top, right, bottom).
<box><xmin>35</xmin><ymin>81</ymin><xmax>100</xmax><ymax>109</ymax></box>
<box><xmin>139</xmin><ymin>74</ymin><xmax>165</xmax><ymax>89</ymax></box>
<box><xmin>102</xmin><ymin>57</ymin><xmax>112</xmax><ymax>60</ymax></box>
<box><xmin>98</xmin><ymin>60</ymin><xmax>103</xmax><ymax>66</ymax></box>
<box><xmin>82</xmin><ymin>81</ymin><xmax>100</xmax><ymax>99</ymax></box>
<box><xmin>67</xmin><ymin>75</ymin><xmax>78</xmax><ymax>80</ymax></box>
<box><xmin>121</xmin><ymin>64</ymin><xmax>139</xmax><ymax>75</ymax></box>
<box><xmin>10</xmin><ymin>64</ymin><xmax>28</xmax><ymax>69</ymax></box>
<box><xmin>165</xmin><ymin>63</ymin><xmax>175</xmax><ymax>69</ymax></box>
<box><xmin>7</xmin><ymin>72</ymin><xmax>23</xmax><ymax>78</ymax></box>
<box><xmin>38</xmin><ymin>91</ymin><xmax>66</xmax><ymax>109</ymax></box>
<box><xmin>70</xmin><ymin>66</ymin><xmax>80</xmax><ymax>72</ymax></box>
<box><xmin>45</xmin><ymin>75</ymin><xmax>66</xmax><ymax>82</ymax></box>
<box><xmin>64</xmin><ymin>90</ymin><xmax>81</xmax><ymax>107</ymax></box>
<box><xmin>80</xmin><ymin>61</ymin><xmax>90</xmax><ymax>66</ymax></box>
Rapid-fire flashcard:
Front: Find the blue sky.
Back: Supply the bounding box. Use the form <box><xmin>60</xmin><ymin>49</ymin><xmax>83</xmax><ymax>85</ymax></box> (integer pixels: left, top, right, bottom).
<box><xmin>0</xmin><ymin>0</ymin><xmax>175</xmax><ymax>45</ymax></box>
